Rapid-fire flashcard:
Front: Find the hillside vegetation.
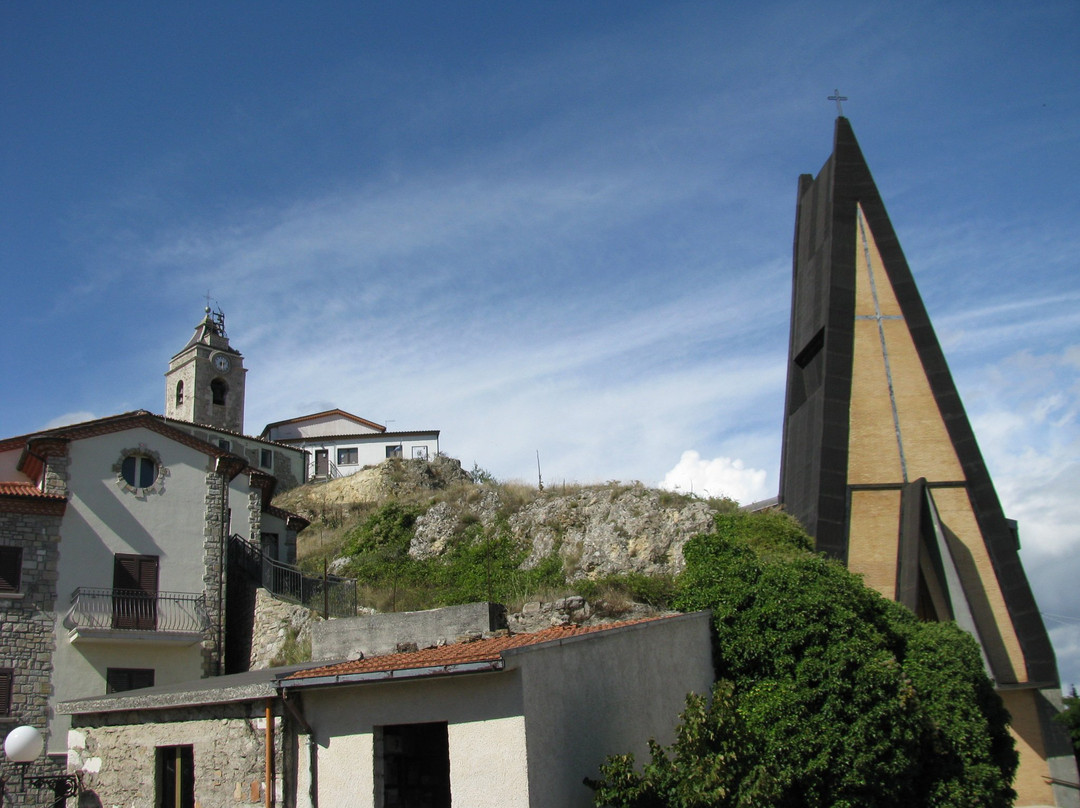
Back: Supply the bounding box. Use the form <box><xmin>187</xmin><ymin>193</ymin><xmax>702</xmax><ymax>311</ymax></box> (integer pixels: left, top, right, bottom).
<box><xmin>274</xmin><ymin>455</ymin><xmax>737</xmax><ymax>613</ymax></box>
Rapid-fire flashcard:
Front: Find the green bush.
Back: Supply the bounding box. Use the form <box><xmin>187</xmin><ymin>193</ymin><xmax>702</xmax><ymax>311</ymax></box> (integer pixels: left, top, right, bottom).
<box><xmin>590</xmin><ymin>511</ymin><xmax>1017</xmax><ymax>808</ymax></box>
<box><xmin>577</xmin><ymin>572</ymin><xmax>678</xmax><ymax>610</ymax></box>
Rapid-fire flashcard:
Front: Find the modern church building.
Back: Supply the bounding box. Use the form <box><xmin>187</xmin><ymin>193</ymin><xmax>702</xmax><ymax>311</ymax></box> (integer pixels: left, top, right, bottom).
<box><xmin>778</xmin><ymin>117</ymin><xmax>1078</xmax><ymax>807</ymax></box>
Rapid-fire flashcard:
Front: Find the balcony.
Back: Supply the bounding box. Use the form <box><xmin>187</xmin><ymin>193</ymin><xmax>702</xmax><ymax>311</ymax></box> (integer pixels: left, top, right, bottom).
<box><xmin>64</xmin><ymin>587</ymin><xmax>210</xmax><ymax>645</ymax></box>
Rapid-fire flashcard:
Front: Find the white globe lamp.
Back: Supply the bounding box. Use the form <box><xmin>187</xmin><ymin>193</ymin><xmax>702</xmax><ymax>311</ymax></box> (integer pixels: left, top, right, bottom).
<box><xmin>3</xmin><ymin>724</ymin><xmax>44</xmax><ymax>763</ymax></box>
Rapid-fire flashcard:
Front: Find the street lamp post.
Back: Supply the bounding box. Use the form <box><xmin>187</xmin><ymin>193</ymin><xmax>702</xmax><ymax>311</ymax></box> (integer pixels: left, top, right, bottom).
<box><xmin>2</xmin><ymin>725</ymin><xmax>79</xmax><ymax>806</ymax></box>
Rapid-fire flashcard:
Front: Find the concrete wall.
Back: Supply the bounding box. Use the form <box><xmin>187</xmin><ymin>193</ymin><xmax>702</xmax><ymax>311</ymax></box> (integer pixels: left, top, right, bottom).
<box><xmin>514</xmin><ymin>612</ymin><xmax>714</xmax><ymax>808</ymax></box>
<box><xmin>296</xmin><ymin>669</ymin><xmax>529</xmax><ymax>808</ymax></box>
<box><xmin>0</xmin><ymin>450</ymin><xmax>24</xmax><ymax>478</ymax></box>
<box><xmin>311</xmin><ymin>602</ymin><xmax>506</xmax><ymax>661</ymax></box>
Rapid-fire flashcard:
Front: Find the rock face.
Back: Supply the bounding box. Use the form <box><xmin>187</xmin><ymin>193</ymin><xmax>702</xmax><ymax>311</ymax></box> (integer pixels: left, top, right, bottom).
<box><xmin>412</xmin><ymin>482</ymin><xmax>716</xmax><ymax>579</ymax></box>
<box><xmin>248</xmin><ymin>587</ymin><xmax>322</xmax><ymax>669</ymax></box>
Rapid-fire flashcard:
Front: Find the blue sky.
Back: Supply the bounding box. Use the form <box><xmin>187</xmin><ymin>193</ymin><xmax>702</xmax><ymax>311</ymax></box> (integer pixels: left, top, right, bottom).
<box><xmin>2</xmin><ymin>2</ymin><xmax>1078</xmax><ymax>687</ymax></box>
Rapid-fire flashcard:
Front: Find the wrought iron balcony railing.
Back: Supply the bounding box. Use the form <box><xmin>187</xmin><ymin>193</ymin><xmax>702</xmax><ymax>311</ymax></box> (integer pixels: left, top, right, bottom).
<box><xmin>64</xmin><ymin>587</ymin><xmax>210</xmax><ymax>637</ymax></box>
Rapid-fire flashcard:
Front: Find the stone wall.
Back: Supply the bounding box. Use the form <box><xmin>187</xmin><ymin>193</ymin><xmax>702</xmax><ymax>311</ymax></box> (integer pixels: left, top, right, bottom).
<box><xmin>0</xmin><ymin>507</ymin><xmax>64</xmax><ymax>808</ymax></box>
<box><xmin>202</xmin><ymin>470</ymin><xmax>227</xmax><ymax>677</ymax></box>
<box><xmin>70</xmin><ymin>703</ymin><xmax>284</xmax><ymax>808</ymax></box>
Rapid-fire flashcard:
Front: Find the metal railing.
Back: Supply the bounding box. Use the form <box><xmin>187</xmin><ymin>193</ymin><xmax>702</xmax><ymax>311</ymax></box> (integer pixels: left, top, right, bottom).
<box><xmin>64</xmin><ymin>587</ymin><xmax>210</xmax><ymax>635</ymax></box>
<box><xmin>228</xmin><ymin>534</ymin><xmax>357</xmax><ymax>618</ymax></box>
<box><xmin>312</xmin><ymin>459</ymin><xmax>342</xmax><ymax>481</ymax></box>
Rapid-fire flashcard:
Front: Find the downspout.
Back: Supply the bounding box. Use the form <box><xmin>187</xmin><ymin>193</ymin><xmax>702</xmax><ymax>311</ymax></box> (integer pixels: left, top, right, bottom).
<box><xmin>265</xmin><ymin>698</ymin><xmax>275</xmax><ymax>808</ymax></box>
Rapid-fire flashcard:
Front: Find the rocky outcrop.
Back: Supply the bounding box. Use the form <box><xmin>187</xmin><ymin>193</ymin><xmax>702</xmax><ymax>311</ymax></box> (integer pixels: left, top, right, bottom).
<box><xmin>411</xmin><ymin>482</ymin><xmax>716</xmax><ymax>579</ymax></box>
<box><xmin>273</xmin><ymin>455</ymin><xmax>471</xmax><ymax>523</ymax></box>
<box><xmin>248</xmin><ymin>588</ymin><xmax>322</xmax><ymax>669</ymax></box>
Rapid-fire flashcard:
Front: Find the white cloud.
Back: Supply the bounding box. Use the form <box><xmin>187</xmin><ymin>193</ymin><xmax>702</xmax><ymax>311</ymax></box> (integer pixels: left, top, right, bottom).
<box><xmin>659</xmin><ymin>450</ymin><xmax>768</xmax><ymax>505</ymax></box>
<box><xmin>40</xmin><ymin>411</ymin><xmax>98</xmax><ymax>430</ymax></box>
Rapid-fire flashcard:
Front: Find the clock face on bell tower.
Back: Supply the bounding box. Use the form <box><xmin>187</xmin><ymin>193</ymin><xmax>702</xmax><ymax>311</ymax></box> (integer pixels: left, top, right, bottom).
<box><xmin>165</xmin><ymin>307</ymin><xmax>247</xmax><ymax>433</ymax></box>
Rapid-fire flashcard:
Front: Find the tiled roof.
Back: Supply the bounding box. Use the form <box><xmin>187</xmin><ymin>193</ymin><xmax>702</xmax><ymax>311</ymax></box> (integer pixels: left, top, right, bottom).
<box><xmin>266</xmin><ymin>504</ymin><xmax>310</xmax><ymax>530</ymax></box>
<box><xmin>286</xmin><ymin>616</ymin><xmax>672</xmax><ymax>682</ymax></box>
<box><xmin>260</xmin><ymin>409</ymin><xmax>386</xmax><ymax>436</ymax></box>
<box><xmin>0</xmin><ymin>481</ymin><xmax>62</xmax><ymax>498</ymax></box>
<box><xmin>1</xmin><ymin>411</ymin><xmax>247</xmax><ymax>470</ymax></box>
<box><xmin>270</xmin><ymin>430</ymin><xmax>439</xmax><ymax>443</ymax></box>
<box><xmin>0</xmin><ymin>480</ymin><xmax>67</xmax><ymax>515</ymax></box>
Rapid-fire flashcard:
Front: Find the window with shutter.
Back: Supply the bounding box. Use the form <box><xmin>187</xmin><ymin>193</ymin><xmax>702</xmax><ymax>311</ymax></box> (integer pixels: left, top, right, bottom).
<box><xmin>106</xmin><ymin>668</ymin><xmax>155</xmax><ymax>694</ymax></box>
<box><xmin>112</xmin><ymin>554</ymin><xmax>159</xmax><ymax>630</ymax></box>
<box><xmin>0</xmin><ymin>668</ymin><xmax>13</xmax><ymax>716</ymax></box>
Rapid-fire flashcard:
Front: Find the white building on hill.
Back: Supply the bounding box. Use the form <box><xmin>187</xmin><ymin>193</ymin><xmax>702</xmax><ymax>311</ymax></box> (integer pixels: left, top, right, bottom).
<box><xmin>261</xmin><ymin>409</ymin><xmax>440</xmax><ymax>480</ymax></box>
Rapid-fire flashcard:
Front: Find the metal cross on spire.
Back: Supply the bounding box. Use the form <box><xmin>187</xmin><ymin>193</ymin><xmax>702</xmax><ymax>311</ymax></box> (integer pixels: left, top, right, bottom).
<box><xmin>828</xmin><ymin>89</ymin><xmax>848</xmax><ymax>116</ymax></box>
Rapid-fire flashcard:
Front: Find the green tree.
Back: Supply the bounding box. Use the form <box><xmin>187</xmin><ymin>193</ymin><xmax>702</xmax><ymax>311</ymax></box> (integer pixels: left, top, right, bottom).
<box><xmin>590</xmin><ymin>511</ymin><xmax>1016</xmax><ymax>808</ymax></box>
<box><xmin>1057</xmin><ymin>686</ymin><xmax>1080</xmax><ymax>765</ymax></box>
<box><xmin>586</xmin><ymin>681</ymin><xmax>773</xmax><ymax>808</ymax></box>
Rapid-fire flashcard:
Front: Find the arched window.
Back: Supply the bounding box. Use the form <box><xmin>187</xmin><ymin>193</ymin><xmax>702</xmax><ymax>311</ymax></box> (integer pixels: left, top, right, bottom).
<box><xmin>175</xmin><ymin>380</ymin><xmax>184</xmax><ymax>407</ymax></box>
<box><xmin>211</xmin><ymin>378</ymin><xmax>227</xmax><ymax>406</ymax></box>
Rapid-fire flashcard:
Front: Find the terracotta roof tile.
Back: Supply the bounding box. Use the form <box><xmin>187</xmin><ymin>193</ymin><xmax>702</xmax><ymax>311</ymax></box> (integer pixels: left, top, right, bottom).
<box><xmin>0</xmin><ymin>481</ymin><xmax>62</xmax><ymax>498</ymax></box>
<box><xmin>286</xmin><ymin>616</ymin><xmax>672</xmax><ymax>681</ymax></box>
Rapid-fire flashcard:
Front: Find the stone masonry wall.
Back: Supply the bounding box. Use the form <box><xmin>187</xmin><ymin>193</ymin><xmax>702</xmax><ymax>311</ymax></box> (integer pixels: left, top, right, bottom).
<box><xmin>43</xmin><ymin>453</ymin><xmax>70</xmax><ymax>498</ymax></box>
<box><xmin>202</xmin><ymin>470</ymin><xmax>227</xmax><ymax>677</ymax></box>
<box><xmin>0</xmin><ymin>508</ymin><xmax>64</xmax><ymax>808</ymax></box>
<box><xmin>248</xmin><ymin>487</ymin><xmax>262</xmax><ymax>545</ymax></box>
<box><xmin>70</xmin><ymin>704</ymin><xmax>284</xmax><ymax>808</ymax></box>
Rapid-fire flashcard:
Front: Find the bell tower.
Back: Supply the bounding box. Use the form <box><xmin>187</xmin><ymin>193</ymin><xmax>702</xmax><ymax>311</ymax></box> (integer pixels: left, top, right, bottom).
<box><xmin>165</xmin><ymin>307</ymin><xmax>247</xmax><ymax>433</ymax></box>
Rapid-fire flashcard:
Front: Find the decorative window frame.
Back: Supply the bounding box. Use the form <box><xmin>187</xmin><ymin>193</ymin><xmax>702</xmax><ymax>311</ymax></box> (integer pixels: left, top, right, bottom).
<box><xmin>113</xmin><ymin>444</ymin><xmax>169</xmax><ymax>496</ymax></box>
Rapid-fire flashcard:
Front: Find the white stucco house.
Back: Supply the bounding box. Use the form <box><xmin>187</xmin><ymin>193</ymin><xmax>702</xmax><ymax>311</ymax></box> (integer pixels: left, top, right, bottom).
<box><xmin>260</xmin><ymin>409</ymin><xmax>440</xmax><ymax>480</ymax></box>
<box><xmin>61</xmin><ymin>611</ymin><xmax>715</xmax><ymax>808</ymax></box>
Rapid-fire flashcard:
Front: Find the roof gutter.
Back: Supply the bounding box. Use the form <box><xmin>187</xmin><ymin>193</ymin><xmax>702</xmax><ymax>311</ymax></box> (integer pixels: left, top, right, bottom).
<box><xmin>279</xmin><ymin>659</ymin><xmax>504</xmax><ymax>691</ymax></box>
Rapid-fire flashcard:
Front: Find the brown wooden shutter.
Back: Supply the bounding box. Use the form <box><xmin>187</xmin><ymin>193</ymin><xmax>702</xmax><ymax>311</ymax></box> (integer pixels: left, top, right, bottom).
<box><xmin>0</xmin><ymin>668</ymin><xmax>13</xmax><ymax>716</ymax></box>
<box><xmin>113</xmin><ymin>554</ymin><xmax>159</xmax><ymax>630</ymax></box>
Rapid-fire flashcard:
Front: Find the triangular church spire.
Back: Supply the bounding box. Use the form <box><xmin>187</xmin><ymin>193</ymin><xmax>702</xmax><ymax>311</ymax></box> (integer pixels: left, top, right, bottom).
<box><xmin>778</xmin><ymin>118</ymin><xmax>1077</xmax><ymax>806</ymax></box>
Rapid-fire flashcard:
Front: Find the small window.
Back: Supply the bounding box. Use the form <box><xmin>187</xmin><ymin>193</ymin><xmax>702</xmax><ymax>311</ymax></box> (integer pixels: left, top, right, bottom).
<box><xmin>217</xmin><ymin>439</ymin><xmax>231</xmax><ymax>452</ymax></box>
<box><xmin>0</xmin><ymin>669</ymin><xmax>12</xmax><ymax>716</ymax></box>
<box><xmin>337</xmin><ymin>447</ymin><xmax>359</xmax><ymax>466</ymax></box>
<box><xmin>157</xmin><ymin>745</ymin><xmax>195</xmax><ymax>808</ymax></box>
<box><xmin>411</xmin><ymin>446</ymin><xmax>430</xmax><ymax>460</ymax></box>
<box><xmin>107</xmin><ymin>668</ymin><xmax>155</xmax><ymax>694</ymax></box>
<box><xmin>0</xmin><ymin>546</ymin><xmax>22</xmax><ymax>593</ymax></box>
<box><xmin>175</xmin><ymin>380</ymin><xmax>184</xmax><ymax>407</ymax></box>
<box><xmin>211</xmin><ymin>378</ymin><xmax>227</xmax><ymax>406</ymax></box>
<box><xmin>260</xmin><ymin>448</ymin><xmax>273</xmax><ymax>469</ymax></box>
<box><xmin>386</xmin><ymin>445</ymin><xmax>403</xmax><ymax>459</ymax></box>
<box><xmin>122</xmin><ymin>455</ymin><xmax>158</xmax><ymax>489</ymax></box>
